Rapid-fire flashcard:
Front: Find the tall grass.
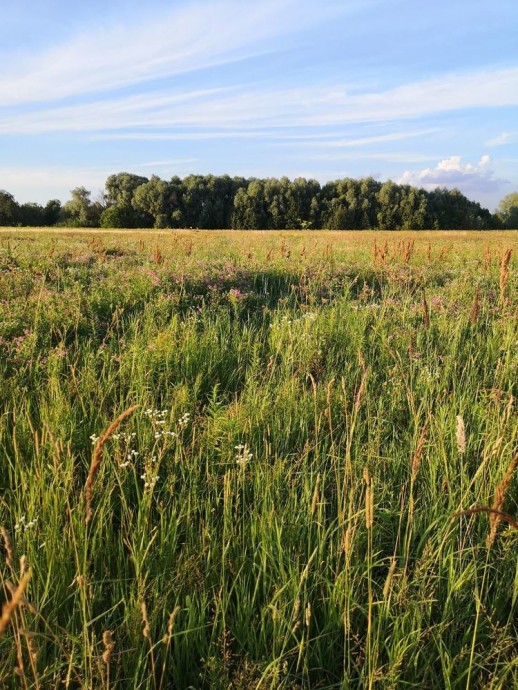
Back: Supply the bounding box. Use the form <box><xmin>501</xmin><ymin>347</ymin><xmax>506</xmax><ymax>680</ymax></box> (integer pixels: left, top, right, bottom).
<box><xmin>0</xmin><ymin>229</ymin><xmax>517</xmax><ymax>689</ymax></box>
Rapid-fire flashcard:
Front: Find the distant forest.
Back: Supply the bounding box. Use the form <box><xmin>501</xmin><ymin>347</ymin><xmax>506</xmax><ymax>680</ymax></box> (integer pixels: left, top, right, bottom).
<box><xmin>0</xmin><ymin>173</ymin><xmax>507</xmax><ymax>230</ymax></box>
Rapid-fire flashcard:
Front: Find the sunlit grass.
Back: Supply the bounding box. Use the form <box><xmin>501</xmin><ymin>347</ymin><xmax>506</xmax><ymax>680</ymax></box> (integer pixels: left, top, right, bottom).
<box><xmin>0</xmin><ymin>229</ymin><xmax>517</xmax><ymax>689</ymax></box>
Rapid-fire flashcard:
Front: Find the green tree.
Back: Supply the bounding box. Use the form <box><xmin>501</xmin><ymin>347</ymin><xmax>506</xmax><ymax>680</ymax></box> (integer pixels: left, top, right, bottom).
<box><xmin>105</xmin><ymin>172</ymin><xmax>149</xmax><ymax>206</ymax></box>
<box><xmin>231</xmin><ymin>180</ymin><xmax>268</xmax><ymax>229</ymax></box>
<box><xmin>63</xmin><ymin>187</ymin><xmax>102</xmax><ymax>227</ymax></box>
<box><xmin>0</xmin><ymin>190</ymin><xmax>20</xmax><ymax>226</ymax></box>
<box><xmin>496</xmin><ymin>192</ymin><xmax>518</xmax><ymax>228</ymax></box>
<box><xmin>100</xmin><ymin>204</ymin><xmax>139</xmax><ymax>229</ymax></box>
<box><xmin>132</xmin><ymin>176</ymin><xmax>175</xmax><ymax>228</ymax></box>
<box><xmin>19</xmin><ymin>202</ymin><xmax>45</xmax><ymax>226</ymax></box>
<box><xmin>44</xmin><ymin>199</ymin><xmax>62</xmax><ymax>226</ymax></box>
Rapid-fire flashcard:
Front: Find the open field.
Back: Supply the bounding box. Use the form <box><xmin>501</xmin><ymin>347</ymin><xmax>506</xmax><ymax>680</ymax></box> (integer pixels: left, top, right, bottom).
<box><xmin>0</xmin><ymin>229</ymin><xmax>517</xmax><ymax>689</ymax></box>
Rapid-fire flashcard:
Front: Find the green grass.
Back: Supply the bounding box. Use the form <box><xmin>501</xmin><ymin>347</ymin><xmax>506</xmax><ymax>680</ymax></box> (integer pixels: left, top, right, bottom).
<box><xmin>0</xmin><ymin>229</ymin><xmax>517</xmax><ymax>689</ymax></box>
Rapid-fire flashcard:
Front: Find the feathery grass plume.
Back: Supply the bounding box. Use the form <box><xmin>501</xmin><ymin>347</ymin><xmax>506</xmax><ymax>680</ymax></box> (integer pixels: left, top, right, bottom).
<box><xmin>304</xmin><ymin>602</ymin><xmax>312</xmax><ymax>628</ymax></box>
<box><xmin>383</xmin><ymin>558</ymin><xmax>398</xmax><ymax>599</ymax></box>
<box><xmin>0</xmin><ymin>570</ymin><xmax>31</xmax><ymax>637</ymax></box>
<box><xmin>487</xmin><ymin>449</ymin><xmax>518</xmax><ymax>547</ymax></box>
<box><xmin>499</xmin><ymin>247</ymin><xmax>512</xmax><ymax>306</ymax></box>
<box><xmin>141</xmin><ymin>602</ymin><xmax>151</xmax><ymax>641</ymax></box>
<box><xmin>469</xmin><ymin>287</ymin><xmax>480</xmax><ymax>325</ymax></box>
<box><xmin>85</xmin><ymin>404</ymin><xmax>139</xmax><ymax>525</ymax></box>
<box><xmin>354</xmin><ymin>367</ymin><xmax>368</xmax><ymax>414</ymax></box>
<box><xmin>102</xmin><ymin>630</ymin><xmax>115</xmax><ymax>690</ymax></box>
<box><xmin>422</xmin><ymin>291</ymin><xmax>430</xmax><ymax>329</ymax></box>
<box><xmin>310</xmin><ymin>473</ymin><xmax>321</xmax><ymax>516</ymax></box>
<box><xmin>363</xmin><ymin>467</ymin><xmax>374</xmax><ymax>529</ymax></box>
<box><xmin>102</xmin><ymin>630</ymin><xmax>115</xmax><ymax>665</ymax></box>
<box><xmin>426</xmin><ymin>241</ymin><xmax>432</xmax><ymax>262</ymax></box>
<box><xmin>1</xmin><ymin>526</ymin><xmax>14</xmax><ymax>572</ymax></box>
<box><xmin>411</xmin><ymin>419</ymin><xmax>429</xmax><ymax>483</ymax></box>
<box><xmin>456</xmin><ymin>416</ymin><xmax>466</xmax><ymax>455</ymax></box>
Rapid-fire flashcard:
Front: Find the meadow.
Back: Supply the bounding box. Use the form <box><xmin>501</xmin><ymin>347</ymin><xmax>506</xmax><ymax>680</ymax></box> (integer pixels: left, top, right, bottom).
<box><xmin>0</xmin><ymin>228</ymin><xmax>517</xmax><ymax>689</ymax></box>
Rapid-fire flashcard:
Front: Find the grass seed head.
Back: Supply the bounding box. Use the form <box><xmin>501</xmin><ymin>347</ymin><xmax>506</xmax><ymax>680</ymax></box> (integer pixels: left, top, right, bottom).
<box><xmin>456</xmin><ymin>416</ymin><xmax>466</xmax><ymax>455</ymax></box>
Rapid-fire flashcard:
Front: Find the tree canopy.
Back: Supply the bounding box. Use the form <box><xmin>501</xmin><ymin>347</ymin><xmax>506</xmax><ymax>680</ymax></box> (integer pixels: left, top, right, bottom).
<box><xmin>0</xmin><ymin>174</ymin><xmax>509</xmax><ymax>230</ymax></box>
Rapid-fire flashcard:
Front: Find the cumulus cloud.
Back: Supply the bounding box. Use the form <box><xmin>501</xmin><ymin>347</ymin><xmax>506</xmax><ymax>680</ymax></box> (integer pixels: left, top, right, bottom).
<box><xmin>397</xmin><ymin>155</ymin><xmax>508</xmax><ymax>195</ymax></box>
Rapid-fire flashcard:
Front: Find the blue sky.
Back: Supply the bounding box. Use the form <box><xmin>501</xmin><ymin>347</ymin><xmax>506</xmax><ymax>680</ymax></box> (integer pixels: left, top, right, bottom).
<box><xmin>1</xmin><ymin>0</ymin><xmax>517</xmax><ymax>211</ymax></box>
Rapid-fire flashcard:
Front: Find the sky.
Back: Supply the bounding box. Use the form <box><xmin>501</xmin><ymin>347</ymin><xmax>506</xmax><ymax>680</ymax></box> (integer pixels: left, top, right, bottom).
<box><xmin>1</xmin><ymin>0</ymin><xmax>517</xmax><ymax>211</ymax></box>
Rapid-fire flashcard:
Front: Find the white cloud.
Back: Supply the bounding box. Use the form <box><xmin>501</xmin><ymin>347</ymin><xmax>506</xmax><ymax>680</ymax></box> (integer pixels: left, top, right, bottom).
<box><xmin>397</xmin><ymin>155</ymin><xmax>508</xmax><ymax>194</ymax></box>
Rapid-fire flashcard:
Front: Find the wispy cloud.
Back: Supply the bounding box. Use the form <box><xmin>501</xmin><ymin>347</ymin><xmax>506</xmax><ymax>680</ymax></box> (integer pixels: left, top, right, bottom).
<box><xmin>397</xmin><ymin>155</ymin><xmax>508</xmax><ymax>195</ymax></box>
<box><xmin>306</xmin><ymin>152</ymin><xmax>437</xmax><ymax>163</ymax></box>
<box><xmin>0</xmin><ymin>160</ymin><xmax>198</xmax><ymax>203</ymax></box>
<box><xmin>485</xmin><ymin>131</ymin><xmax>516</xmax><ymax>146</ymax></box>
<box><xmin>290</xmin><ymin>129</ymin><xmax>440</xmax><ymax>148</ymax></box>
<box><xmin>0</xmin><ymin>0</ymin><xmax>344</xmax><ymax>107</ymax></box>
<box><xmin>1</xmin><ymin>67</ymin><xmax>517</xmax><ymax>136</ymax></box>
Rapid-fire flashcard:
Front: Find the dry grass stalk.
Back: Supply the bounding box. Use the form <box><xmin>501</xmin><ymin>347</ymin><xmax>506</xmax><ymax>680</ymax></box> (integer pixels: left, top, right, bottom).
<box><xmin>1</xmin><ymin>526</ymin><xmax>14</xmax><ymax>572</ymax></box>
<box><xmin>411</xmin><ymin>420</ymin><xmax>429</xmax><ymax>483</ymax></box>
<box><xmin>499</xmin><ymin>247</ymin><xmax>512</xmax><ymax>306</ymax></box>
<box><xmin>438</xmin><ymin>244</ymin><xmax>450</xmax><ymax>262</ymax></box>
<box><xmin>422</xmin><ymin>291</ymin><xmax>430</xmax><ymax>329</ymax></box>
<box><xmin>402</xmin><ymin>239</ymin><xmax>414</xmax><ymax>263</ymax></box>
<box><xmin>426</xmin><ymin>242</ymin><xmax>432</xmax><ymax>262</ymax></box>
<box><xmin>0</xmin><ymin>570</ymin><xmax>31</xmax><ymax>637</ymax></box>
<box><xmin>469</xmin><ymin>288</ymin><xmax>480</xmax><ymax>325</ymax></box>
<box><xmin>456</xmin><ymin>416</ymin><xmax>466</xmax><ymax>455</ymax></box>
<box><xmin>487</xmin><ymin>449</ymin><xmax>518</xmax><ymax>547</ymax></box>
<box><xmin>152</xmin><ymin>245</ymin><xmax>164</xmax><ymax>265</ymax></box>
<box><xmin>483</xmin><ymin>246</ymin><xmax>491</xmax><ymax>271</ymax></box>
<box><xmin>4</xmin><ymin>581</ymin><xmax>37</xmax><ymax>615</ymax></box>
<box><xmin>85</xmin><ymin>404</ymin><xmax>139</xmax><ymax>524</ymax></box>
<box><xmin>354</xmin><ymin>368</ymin><xmax>368</xmax><ymax>414</ymax></box>
<box><xmin>162</xmin><ymin>606</ymin><xmax>181</xmax><ymax>645</ymax></box>
<box><xmin>453</xmin><ymin>507</ymin><xmax>518</xmax><ymax>532</ymax></box>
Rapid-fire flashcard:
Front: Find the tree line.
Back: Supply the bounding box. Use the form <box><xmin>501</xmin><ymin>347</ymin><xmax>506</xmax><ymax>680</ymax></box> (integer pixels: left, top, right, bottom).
<box><xmin>1</xmin><ymin>173</ymin><xmax>515</xmax><ymax>230</ymax></box>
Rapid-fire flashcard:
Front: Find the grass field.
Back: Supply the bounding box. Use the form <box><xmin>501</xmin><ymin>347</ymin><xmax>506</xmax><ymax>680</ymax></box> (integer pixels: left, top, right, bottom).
<box><xmin>0</xmin><ymin>229</ymin><xmax>517</xmax><ymax>689</ymax></box>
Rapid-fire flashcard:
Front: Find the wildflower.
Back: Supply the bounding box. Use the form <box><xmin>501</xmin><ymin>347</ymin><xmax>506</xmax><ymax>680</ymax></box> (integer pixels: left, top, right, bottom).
<box><xmin>178</xmin><ymin>412</ymin><xmax>190</xmax><ymax>429</ymax></box>
<box><xmin>235</xmin><ymin>443</ymin><xmax>253</xmax><ymax>468</ymax></box>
